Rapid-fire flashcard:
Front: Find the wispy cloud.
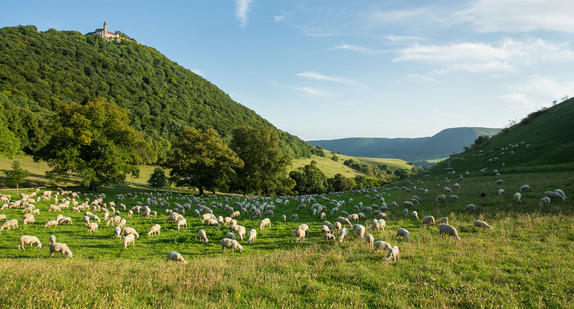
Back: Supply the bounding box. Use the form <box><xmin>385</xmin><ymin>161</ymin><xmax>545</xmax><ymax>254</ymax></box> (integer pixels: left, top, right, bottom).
<box><xmin>384</xmin><ymin>34</ymin><xmax>424</xmax><ymax>42</ymax></box>
<box><xmin>329</xmin><ymin>44</ymin><xmax>387</xmax><ymax>55</ymax></box>
<box><xmin>500</xmin><ymin>76</ymin><xmax>574</xmax><ymax>107</ymax></box>
<box><xmin>274</xmin><ymin>15</ymin><xmax>285</xmax><ymax>22</ymax></box>
<box><xmin>235</xmin><ymin>0</ymin><xmax>254</xmax><ymax>28</ymax></box>
<box><xmin>297</xmin><ymin>71</ymin><xmax>355</xmax><ymax>84</ymax></box>
<box><xmin>292</xmin><ymin>86</ymin><xmax>330</xmax><ymax>97</ymax></box>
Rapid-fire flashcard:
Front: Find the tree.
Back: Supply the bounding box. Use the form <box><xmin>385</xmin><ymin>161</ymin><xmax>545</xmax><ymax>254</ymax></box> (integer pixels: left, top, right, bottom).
<box><xmin>166</xmin><ymin>127</ymin><xmax>243</xmax><ymax>195</ymax></box>
<box><xmin>289</xmin><ymin>164</ymin><xmax>328</xmax><ymax>194</ymax></box>
<box><xmin>3</xmin><ymin>161</ymin><xmax>30</xmax><ymax>195</ymax></box>
<box><xmin>330</xmin><ymin>173</ymin><xmax>355</xmax><ymax>192</ymax></box>
<box><xmin>34</xmin><ymin>99</ymin><xmax>149</xmax><ymax>191</ymax></box>
<box><xmin>231</xmin><ymin>126</ymin><xmax>292</xmax><ymax>196</ymax></box>
<box><xmin>148</xmin><ymin>167</ymin><xmax>168</xmax><ymax>191</ymax></box>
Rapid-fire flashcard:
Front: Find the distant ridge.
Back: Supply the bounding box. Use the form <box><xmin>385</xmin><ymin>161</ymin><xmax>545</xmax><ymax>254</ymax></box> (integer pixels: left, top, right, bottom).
<box><xmin>307</xmin><ymin>127</ymin><xmax>501</xmax><ymax>162</ymax></box>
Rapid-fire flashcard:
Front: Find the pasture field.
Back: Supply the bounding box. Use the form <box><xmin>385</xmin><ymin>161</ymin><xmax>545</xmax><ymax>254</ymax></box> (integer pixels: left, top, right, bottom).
<box><xmin>291</xmin><ymin>153</ymin><xmax>412</xmax><ymax>178</ymax></box>
<box><xmin>0</xmin><ymin>169</ymin><xmax>573</xmax><ymax>307</ymax></box>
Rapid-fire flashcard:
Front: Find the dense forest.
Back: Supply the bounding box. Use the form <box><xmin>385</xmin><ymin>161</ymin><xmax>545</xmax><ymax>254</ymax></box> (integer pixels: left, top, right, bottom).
<box><xmin>0</xmin><ymin>25</ymin><xmax>312</xmax><ymax>162</ymax></box>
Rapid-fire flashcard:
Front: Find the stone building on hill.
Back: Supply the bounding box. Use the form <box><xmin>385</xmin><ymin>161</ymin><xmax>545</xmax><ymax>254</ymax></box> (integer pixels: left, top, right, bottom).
<box><xmin>89</xmin><ymin>22</ymin><xmax>119</xmax><ymax>39</ymax></box>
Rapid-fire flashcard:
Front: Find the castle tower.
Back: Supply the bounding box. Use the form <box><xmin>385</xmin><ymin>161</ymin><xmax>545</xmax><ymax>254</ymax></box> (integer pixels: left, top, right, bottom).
<box><xmin>103</xmin><ymin>22</ymin><xmax>107</xmax><ymax>37</ymax></box>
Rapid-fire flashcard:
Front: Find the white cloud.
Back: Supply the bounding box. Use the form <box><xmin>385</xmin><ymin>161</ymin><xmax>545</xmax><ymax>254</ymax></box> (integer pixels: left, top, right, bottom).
<box><xmin>458</xmin><ymin>0</ymin><xmax>574</xmax><ymax>33</ymax></box>
<box><xmin>329</xmin><ymin>44</ymin><xmax>387</xmax><ymax>55</ymax></box>
<box><xmin>235</xmin><ymin>0</ymin><xmax>254</xmax><ymax>28</ymax></box>
<box><xmin>274</xmin><ymin>15</ymin><xmax>285</xmax><ymax>22</ymax></box>
<box><xmin>292</xmin><ymin>86</ymin><xmax>330</xmax><ymax>97</ymax></box>
<box><xmin>500</xmin><ymin>76</ymin><xmax>574</xmax><ymax>108</ymax></box>
<box><xmin>297</xmin><ymin>71</ymin><xmax>355</xmax><ymax>84</ymax></box>
<box><xmin>384</xmin><ymin>34</ymin><xmax>423</xmax><ymax>42</ymax></box>
<box><xmin>394</xmin><ymin>38</ymin><xmax>574</xmax><ymax>74</ymax></box>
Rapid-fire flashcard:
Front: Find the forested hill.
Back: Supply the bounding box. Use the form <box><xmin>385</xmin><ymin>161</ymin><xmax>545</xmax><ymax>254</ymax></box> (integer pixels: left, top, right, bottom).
<box><xmin>0</xmin><ymin>25</ymin><xmax>311</xmax><ymax>161</ymax></box>
<box><xmin>307</xmin><ymin>127</ymin><xmax>501</xmax><ymax>162</ymax></box>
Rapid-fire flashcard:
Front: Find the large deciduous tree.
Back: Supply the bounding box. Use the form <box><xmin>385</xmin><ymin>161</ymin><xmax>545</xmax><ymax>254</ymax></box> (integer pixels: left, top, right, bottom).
<box><xmin>289</xmin><ymin>164</ymin><xmax>328</xmax><ymax>194</ymax></box>
<box><xmin>3</xmin><ymin>161</ymin><xmax>30</xmax><ymax>194</ymax></box>
<box><xmin>166</xmin><ymin>127</ymin><xmax>243</xmax><ymax>195</ymax></box>
<box><xmin>34</xmin><ymin>98</ymin><xmax>149</xmax><ymax>191</ymax></box>
<box><xmin>148</xmin><ymin>167</ymin><xmax>168</xmax><ymax>191</ymax></box>
<box><xmin>231</xmin><ymin>126</ymin><xmax>292</xmax><ymax>195</ymax></box>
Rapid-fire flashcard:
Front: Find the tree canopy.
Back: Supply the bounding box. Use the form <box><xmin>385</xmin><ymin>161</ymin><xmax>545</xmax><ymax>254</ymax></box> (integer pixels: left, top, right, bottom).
<box><xmin>2</xmin><ymin>161</ymin><xmax>29</xmax><ymax>194</ymax></box>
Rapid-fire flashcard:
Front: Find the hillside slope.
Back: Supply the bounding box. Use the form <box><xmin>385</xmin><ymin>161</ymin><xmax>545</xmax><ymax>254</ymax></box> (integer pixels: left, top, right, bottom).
<box><xmin>0</xmin><ymin>25</ymin><xmax>311</xmax><ymax>160</ymax></box>
<box><xmin>307</xmin><ymin>127</ymin><xmax>500</xmax><ymax>161</ymax></box>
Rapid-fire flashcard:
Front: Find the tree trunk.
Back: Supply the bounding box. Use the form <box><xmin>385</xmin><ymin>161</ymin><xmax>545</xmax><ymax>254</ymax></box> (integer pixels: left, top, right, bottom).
<box><xmin>198</xmin><ymin>186</ymin><xmax>204</xmax><ymax>196</ymax></box>
<box><xmin>89</xmin><ymin>183</ymin><xmax>98</xmax><ymax>191</ymax></box>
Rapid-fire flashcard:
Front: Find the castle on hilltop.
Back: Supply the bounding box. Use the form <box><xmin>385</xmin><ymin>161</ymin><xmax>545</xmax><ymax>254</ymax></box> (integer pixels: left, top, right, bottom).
<box><xmin>89</xmin><ymin>22</ymin><xmax>119</xmax><ymax>39</ymax></box>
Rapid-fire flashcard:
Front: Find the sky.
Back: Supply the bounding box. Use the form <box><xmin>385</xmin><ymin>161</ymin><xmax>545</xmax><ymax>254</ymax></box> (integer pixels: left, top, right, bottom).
<box><xmin>1</xmin><ymin>0</ymin><xmax>573</xmax><ymax>140</ymax></box>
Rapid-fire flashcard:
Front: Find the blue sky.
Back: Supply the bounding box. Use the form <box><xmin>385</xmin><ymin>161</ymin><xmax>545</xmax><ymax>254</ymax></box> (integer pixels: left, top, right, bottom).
<box><xmin>1</xmin><ymin>0</ymin><xmax>573</xmax><ymax>140</ymax></box>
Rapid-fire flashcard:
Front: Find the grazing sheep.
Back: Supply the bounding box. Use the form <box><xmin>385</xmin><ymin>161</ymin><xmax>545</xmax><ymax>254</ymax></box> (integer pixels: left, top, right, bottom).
<box><xmin>519</xmin><ymin>185</ymin><xmax>530</xmax><ymax>192</ymax></box>
<box><xmin>123</xmin><ymin>234</ymin><xmax>135</xmax><ymax>248</ymax></box>
<box><xmin>220</xmin><ymin>238</ymin><xmax>243</xmax><ymax>253</ymax></box>
<box><xmin>334</xmin><ymin>221</ymin><xmax>342</xmax><ymax>231</ymax></box>
<box><xmin>435</xmin><ymin>194</ymin><xmax>447</xmax><ymax>202</ymax></box>
<box><xmin>464</xmin><ymin>204</ymin><xmax>476</xmax><ymax>212</ymax></box>
<box><xmin>348</xmin><ymin>213</ymin><xmax>360</xmax><ymax>222</ymax></box>
<box><xmin>148</xmin><ymin>224</ymin><xmax>161</xmax><ymax>236</ymax></box>
<box><xmin>0</xmin><ymin>219</ymin><xmax>18</xmax><ymax>232</ymax></box>
<box><xmin>0</xmin><ymin>214</ymin><xmax>6</xmax><ymax>221</ymax></box>
<box><xmin>396</xmin><ymin>228</ymin><xmax>410</xmax><ymax>241</ymax></box>
<box><xmin>226</xmin><ymin>232</ymin><xmax>235</xmax><ymax>240</ymax></box>
<box><xmin>321</xmin><ymin>225</ymin><xmax>331</xmax><ymax>235</ymax></box>
<box><xmin>336</xmin><ymin>216</ymin><xmax>352</xmax><ymax>227</ymax></box>
<box><xmin>497</xmin><ymin>189</ymin><xmax>505</xmax><ymax>195</ymax></box>
<box><xmin>87</xmin><ymin>222</ymin><xmax>98</xmax><ymax>233</ymax></box>
<box><xmin>49</xmin><ymin>205</ymin><xmax>61</xmax><ymax>212</ymax></box>
<box><xmin>439</xmin><ymin>224</ymin><xmax>461</xmax><ymax>240</ymax></box>
<box><xmin>82</xmin><ymin>215</ymin><xmax>90</xmax><ymax>225</ymax></box>
<box><xmin>411</xmin><ymin>211</ymin><xmax>419</xmax><ymax>220</ymax></box>
<box><xmin>438</xmin><ymin>217</ymin><xmax>449</xmax><ymax>224</ymax></box>
<box><xmin>58</xmin><ymin>217</ymin><xmax>72</xmax><ymax>225</ymax></box>
<box><xmin>403</xmin><ymin>201</ymin><xmax>414</xmax><ymax>208</ymax></box>
<box><xmin>495</xmin><ymin>179</ymin><xmax>503</xmax><ymax>186</ymax></box>
<box><xmin>44</xmin><ymin>220</ymin><xmax>58</xmax><ymax>229</ymax></box>
<box><xmin>231</xmin><ymin>211</ymin><xmax>241</xmax><ymax>219</ymax></box>
<box><xmin>402</xmin><ymin>208</ymin><xmax>409</xmax><ymax>216</ymax></box>
<box><xmin>259</xmin><ymin>218</ymin><xmax>271</xmax><ymax>230</ymax></box>
<box><xmin>23</xmin><ymin>215</ymin><xmax>35</xmax><ymax>225</ymax></box>
<box><xmin>18</xmin><ymin>235</ymin><xmax>42</xmax><ymax>250</ymax></box>
<box><xmin>118</xmin><ymin>218</ymin><xmax>127</xmax><ymax>228</ymax></box>
<box><xmin>322</xmin><ymin>221</ymin><xmax>334</xmax><ymax>233</ymax></box>
<box><xmin>545</xmin><ymin>191</ymin><xmax>566</xmax><ymax>201</ymax></box>
<box><xmin>370</xmin><ymin>219</ymin><xmax>386</xmax><ymax>231</ymax></box>
<box><xmin>297</xmin><ymin>224</ymin><xmax>309</xmax><ymax>232</ymax></box>
<box><xmin>198</xmin><ymin>229</ymin><xmax>209</xmax><ymax>243</ymax></box>
<box><xmin>474</xmin><ymin>220</ymin><xmax>492</xmax><ymax>229</ymax></box>
<box><xmin>177</xmin><ymin>218</ymin><xmax>188</xmax><ymax>230</ymax></box>
<box><xmin>365</xmin><ymin>234</ymin><xmax>374</xmax><ymax>247</ymax></box>
<box><xmin>338</xmin><ymin>228</ymin><xmax>349</xmax><ymax>243</ymax></box>
<box><xmin>281</xmin><ymin>215</ymin><xmax>286</xmax><ymax>222</ymax></box>
<box><xmin>555</xmin><ymin>189</ymin><xmax>567</xmax><ymax>199</ymax></box>
<box><xmin>237</xmin><ymin>226</ymin><xmax>246</xmax><ymax>241</ymax></box>
<box><xmin>106</xmin><ymin>215</ymin><xmax>121</xmax><ymax>227</ymax></box>
<box><xmin>513</xmin><ymin>192</ymin><xmax>522</xmax><ymax>203</ymax></box>
<box><xmin>293</xmin><ymin>227</ymin><xmax>306</xmax><ymax>243</ymax></box>
<box><xmin>122</xmin><ymin>227</ymin><xmax>139</xmax><ymax>238</ymax></box>
<box><xmin>50</xmin><ymin>242</ymin><xmax>73</xmax><ymax>257</ymax></box>
<box><xmin>114</xmin><ymin>226</ymin><xmax>122</xmax><ymax>238</ymax></box>
<box><xmin>539</xmin><ymin>196</ymin><xmax>551</xmax><ymax>207</ymax></box>
<box><xmin>353</xmin><ymin>224</ymin><xmax>366</xmax><ymax>239</ymax></box>
<box><xmin>320</xmin><ymin>212</ymin><xmax>326</xmax><ymax>220</ymax></box>
<box><xmin>166</xmin><ymin>251</ymin><xmax>187</xmax><ymax>264</ymax></box>
<box><xmin>89</xmin><ymin>214</ymin><xmax>101</xmax><ymax>222</ymax></box>
<box><xmin>324</xmin><ymin>233</ymin><xmax>336</xmax><ymax>242</ymax></box>
<box><xmin>247</xmin><ymin>229</ymin><xmax>257</xmax><ymax>244</ymax></box>
<box><xmin>290</xmin><ymin>214</ymin><xmax>299</xmax><ymax>221</ymax></box>
<box><xmin>421</xmin><ymin>216</ymin><xmax>435</xmax><ymax>227</ymax></box>
<box><xmin>373</xmin><ymin>240</ymin><xmax>391</xmax><ymax>253</ymax></box>
<box><xmin>384</xmin><ymin>246</ymin><xmax>400</xmax><ymax>263</ymax></box>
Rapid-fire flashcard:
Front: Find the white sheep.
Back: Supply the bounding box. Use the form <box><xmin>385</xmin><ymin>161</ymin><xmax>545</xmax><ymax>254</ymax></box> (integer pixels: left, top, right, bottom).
<box><xmin>396</xmin><ymin>228</ymin><xmax>410</xmax><ymax>241</ymax></box>
<box><xmin>495</xmin><ymin>179</ymin><xmax>503</xmax><ymax>186</ymax></box>
<box><xmin>281</xmin><ymin>215</ymin><xmax>286</xmax><ymax>222</ymax></box>
<box><xmin>411</xmin><ymin>211</ymin><xmax>419</xmax><ymax>220</ymax></box>
<box><xmin>297</xmin><ymin>224</ymin><xmax>309</xmax><ymax>232</ymax></box>
<box><xmin>322</xmin><ymin>221</ymin><xmax>334</xmax><ymax>233</ymax></box>
<box><xmin>365</xmin><ymin>234</ymin><xmax>374</xmax><ymax>247</ymax></box>
<box><xmin>555</xmin><ymin>189</ymin><xmax>567</xmax><ymax>199</ymax></box>
<box><xmin>421</xmin><ymin>216</ymin><xmax>435</xmax><ymax>227</ymax></box>
<box><xmin>338</xmin><ymin>228</ymin><xmax>349</xmax><ymax>243</ymax></box>
<box><xmin>23</xmin><ymin>214</ymin><xmax>35</xmax><ymax>225</ymax></box>
<box><xmin>336</xmin><ymin>217</ymin><xmax>352</xmax><ymax>227</ymax></box>
<box><xmin>519</xmin><ymin>185</ymin><xmax>530</xmax><ymax>192</ymax></box>
<box><xmin>474</xmin><ymin>220</ymin><xmax>492</xmax><ymax>229</ymax></box>
<box><xmin>166</xmin><ymin>251</ymin><xmax>187</xmax><ymax>264</ymax></box>
<box><xmin>87</xmin><ymin>222</ymin><xmax>98</xmax><ymax>233</ymax></box>
<box><xmin>148</xmin><ymin>224</ymin><xmax>161</xmax><ymax>236</ymax></box>
<box><xmin>247</xmin><ymin>229</ymin><xmax>257</xmax><ymax>244</ymax></box>
<box><xmin>370</xmin><ymin>219</ymin><xmax>386</xmax><ymax>232</ymax></box>
<box><xmin>44</xmin><ymin>220</ymin><xmax>58</xmax><ymax>229</ymax></box>
<box><xmin>18</xmin><ymin>235</ymin><xmax>42</xmax><ymax>250</ymax></box>
<box><xmin>435</xmin><ymin>194</ymin><xmax>447</xmax><ymax>203</ymax></box>
<box><xmin>50</xmin><ymin>242</ymin><xmax>73</xmax><ymax>257</ymax></box>
<box><xmin>334</xmin><ymin>221</ymin><xmax>342</xmax><ymax>231</ymax></box>
<box><xmin>545</xmin><ymin>191</ymin><xmax>565</xmax><ymax>201</ymax></box>
<box><xmin>373</xmin><ymin>240</ymin><xmax>391</xmax><ymax>253</ymax></box>
<box><xmin>293</xmin><ymin>227</ymin><xmax>306</xmax><ymax>243</ymax></box>
<box><xmin>122</xmin><ymin>227</ymin><xmax>139</xmax><ymax>238</ymax></box>
<box><xmin>206</xmin><ymin>218</ymin><xmax>220</xmax><ymax>228</ymax></box>
<box><xmin>259</xmin><ymin>218</ymin><xmax>271</xmax><ymax>230</ymax></box>
<box><xmin>290</xmin><ymin>214</ymin><xmax>299</xmax><ymax>221</ymax></box>
<box><xmin>177</xmin><ymin>218</ymin><xmax>188</xmax><ymax>230</ymax></box>
<box><xmin>438</xmin><ymin>217</ymin><xmax>448</xmax><ymax>224</ymax></box>
<box><xmin>0</xmin><ymin>214</ymin><xmax>6</xmax><ymax>221</ymax></box>
<box><xmin>123</xmin><ymin>234</ymin><xmax>135</xmax><ymax>248</ymax></box>
<box><xmin>237</xmin><ymin>226</ymin><xmax>246</xmax><ymax>241</ymax></box>
<box><xmin>353</xmin><ymin>224</ymin><xmax>366</xmax><ymax>239</ymax></box>
<box><xmin>539</xmin><ymin>196</ymin><xmax>551</xmax><ymax>207</ymax></box>
<box><xmin>198</xmin><ymin>229</ymin><xmax>209</xmax><ymax>243</ymax></box>
<box><xmin>402</xmin><ymin>208</ymin><xmax>409</xmax><ymax>216</ymax></box>
<box><xmin>321</xmin><ymin>225</ymin><xmax>331</xmax><ymax>235</ymax></box>
<box><xmin>384</xmin><ymin>246</ymin><xmax>400</xmax><ymax>262</ymax></box>
<box><xmin>464</xmin><ymin>204</ymin><xmax>476</xmax><ymax>212</ymax></box>
<box><xmin>439</xmin><ymin>224</ymin><xmax>461</xmax><ymax>240</ymax></box>
<box><xmin>497</xmin><ymin>189</ymin><xmax>505</xmax><ymax>195</ymax></box>
<box><xmin>324</xmin><ymin>233</ymin><xmax>336</xmax><ymax>242</ymax></box>
<box><xmin>114</xmin><ymin>226</ymin><xmax>122</xmax><ymax>238</ymax></box>
<box><xmin>220</xmin><ymin>238</ymin><xmax>243</xmax><ymax>253</ymax></box>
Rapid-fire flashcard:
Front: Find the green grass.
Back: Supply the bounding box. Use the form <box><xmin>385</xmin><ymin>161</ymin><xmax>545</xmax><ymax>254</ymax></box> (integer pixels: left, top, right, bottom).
<box><xmin>0</xmin><ymin>166</ymin><xmax>573</xmax><ymax>307</ymax></box>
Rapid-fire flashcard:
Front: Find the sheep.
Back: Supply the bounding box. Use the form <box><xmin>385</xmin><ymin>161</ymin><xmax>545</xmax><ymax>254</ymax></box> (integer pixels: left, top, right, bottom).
<box><xmin>370</xmin><ymin>219</ymin><xmax>385</xmax><ymax>231</ymax></box>
<box><xmin>474</xmin><ymin>220</ymin><xmax>492</xmax><ymax>229</ymax></box>
<box><xmin>114</xmin><ymin>226</ymin><xmax>122</xmax><ymax>238</ymax></box>
<box><xmin>464</xmin><ymin>204</ymin><xmax>476</xmax><ymax>212</ymax></box>
<box><xmin>324</xmin><ymin>233</ymin><xmax>336</xmax><ymax>242</ymax></box>
<box><xmin>334</xmin><ymin>221</ymin><xmax>342</xmax><ymax>231</ymax></box>
<box><xmin>439</xmin><ymin>224</ymin><xmax>461</xmax><ymax>240</ymax></box>
<box><xmin>177</xmin><ymin>218</ymin><xmax>188</xmax><ymax>230</ymax></box>
<box><xmin>198</xmin><ymin>230</ymin><xmax>209</xmax><ymax>243</ymax></box>
<box><xmin>44</xmin><ymin>220</ymin><xmax>58</xmax><ymax>229</ymax></box>
<box><xmin>438</xmin><ymin>217</ymin><xmax>449</xmax><ymax>224</ymax></box>
<box><xmin>231</xmin><ymin>211</ymin><xmax>241</xmax><ymax>219</ymax></box>
<box><xmin>221</xmin><ymin>238</ymin><xmax>243</xmax><ymax>253</ymax></box>
<box><xmin>353</xmin><ymin>224</ymin><xmax>366</xmax><ymax>239</ymax></box>
<box><xmin>23</xmin><ymin>215</ymin><xmax>35</xmax><ymax>225</ymax></box>
<box><xmin>555</xmin><ymin>189</ymin><xmax>567</xmax><ymax>199</ymax></box>
<box><xmin>237</xmin><ymin>226</ymin><xmax>246</xmax><ymax>241</ymax></box>
<box><xmin>495</xmin><ymin>179</ymin><xmax>503</xmax><ymax>186</ymax></box>
<box><xmin>297</xmin><ymin>224</ymin><xmax>309</xmax><ymax>232</ymax></box>
<box><xmin>402</xmin><ymin>208</ymin><xmax>409</xmax><ymax>216</ymax></box>
<box><xmin>259</xmin><ymin>218</ymin><xmax>271</xmax><ymax>230</ymax></box>
<box><xmin>89</xmin><ymin>214</ymin><xmax>101</xmax><ymax>222</ymax></box>
<box><xmin>106</xmin><ymin>215</ymin><xmax>121</xmax><ymax>227</ymax></box>
<box><xmin>204</xmin><ymin>218</ymin><xmax>220</xmax><ymax>229</ymax></box>
<box><xmin>123</xmin><ymin>234</ymin><xmax>136</xmax><ymax>248</ymax></box>
<box><xmin>0</xmin><ymin>214</ymin><xmax>6</xmax><ymax>221</ymax></box>
<box><xmin>545</xmin><ymin>191</ymin><xmax>566</xmax><ymax>201</ymax></box>
<box><xmin>321</xmin><ymin>225</ymin><xmax>331</xmax><ymax>235</ymax></box>
<box><xmin>338</xmin><ymin>228</ymin><xmax>349</xmax><ymax>243</ymax></box>
<box><xmin>539</xmin><ymin>196</ymin><xmax>551</xmax><ymax>207</ymax></box>
<box><xmin>403</xmin><ymin>201</ymin><xmax>414</xmax><ymax>208</ymax></box>
<box><xmin>166</xmin><ymin>251</ymin><xmax>187</xmax><ymax>264</ymax></box>
<box><xmin>148</xmin><ymin>224</ymin><xmax>161</xmax><ymax>236</ymax></box>
<box><xmin>293</xmin><ymin>227</ymin><xmax>306</xmax><ymax>243</ymax></box>
<box><xmin>18</xmin><ymin>235</ymin><xmax>42</xmax><ymax>250</ymax></box>
<box><xmin>384</xmin><ymin>246</ymin><xmax>400</xmax><ymax>262</ymax></box>
<box><xmin>49</xmin><ymin>204</ymin><xmax>61</xmax><ymax>212</ymax></box>
<box><xmin>497</xmin><ymin>189</ymin><xmax>505</xmax><ymax>195</ymax></box>
<box><xmin>435</xmin><ymin>194</ymin><xmax>447</xmax><ymax>203</ymax></box>
<box><xmin>122</xmin><ymin>227</ymin><xmax>139</xmax><ymax>238</ymax></box>
<box><xmin>0</xmin><ymin>219</ymin><xmax>19</xmax><ymax>232</ymax></box>
<box><xmin>322</xmin><ymin>221</ymin><xmax>334</xmax><ymax>233</ymax></box>
<box><xmin>421</xmin><ymin>216</ymin><xmax>435</xmax><ymax>227</ymax></box>
<box><xmin>118</xmin><ymin>218</ymin><xmax>127</xmax><ymax>228</ymax></box>
<box><xmin>336</xmin><ymin>216</ymin><xmax>352</xmax><ymax>227</ymax></box>
<box><xmin>82</xmin><ymin>215</ymin><xmax>90</xmax><ymax>225</ymax></box>
<box><xmin>50</xmin><ymin>242</ymin><xmax>73</xmax><ymax>257</ymax></box>
<box><xmin>281</xmin><ymin>215</ymin><xmax>286</xmax><ymax>222</ymax></box>
<box><xmin>365</xmin><ymin>234</ymin><xmax>374</xmax><ymax>247</ymax></box>
<box><xmin>290</xmin><ymin>214</ymin><xmax>299</xmax><ymax>221</ymax></box>
<box><xmin>226</xmin><ymin>232</ymin><xmax>235</xmax><ymax>240</ymax></box>
<box><xmin>87</xmin><ymin>222</ymin><xmax>98</xmax><ymax>233</ymax></box>
<box><xmin>320</xmin><ymin>212</ymin><xmax>326</xmax><ymax>220</ymax></box>
<box><xmin>411</xmin><ymin>211</ymin><xmax>419</xmax><ymax>220</ymax></box>
<box><xmin>396</xmin><ymin>228</ymin><xmax>410</xmax><ymax>241</ymax></box>
<box><xmin>519</xmin><ymin>185</ymin><xmax>531</xmax><ymax>192</ymax></box>
<box><xmin>247</xmin><ymin>229</ymin><xmax>257</xmax><ymax>244</ymax></box>
<box><xmin>373</xmin><ymin>240</ymin><xmax>391</xmax><ymax>253</ymax></box>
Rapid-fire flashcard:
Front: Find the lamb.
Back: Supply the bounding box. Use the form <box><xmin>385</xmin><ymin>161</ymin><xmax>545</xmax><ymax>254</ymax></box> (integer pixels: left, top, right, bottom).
<box><xmin>123</xmin><ymin>234</ymin><xmax>136</xmax><ymax>248</ymax></box>
<box><xmin>18</xmin><ymin>235</ymin><xmax>42</xmax><ymax>250</ymax></box>
<box><xmin>87</xmin><ymin>222</ymin><xmax>98</xmax><ymax>233</ymax></box>
<box><xmin>114</xmin><ymin>226</ymin><xmax>122</xmax><ymax>238</ymax></box>
<box><xmin>44</xmin><ymin>220</ymin><xmax>58</xmax><ymax>229</ymax></box>
<box><xmin>122</xmin><ymin>227</ymin><xmax>139</xmax><ymax>238</ymax></box>
<box><xmin>384</xmin><ymin>246</ymin><xmax>400</xmax><ymax>262</ymax></box>
<box><xmin>373</xmin><ymin>240</ymin><xmax>391</xmax><ymax>253</ymax></box>
<box><xmin>198</xmin><ymin>229</ymin><xmax>209</xmax><ymax>243</ymax></box>
<box><xmin>439</xmin><ymin>224</ymin><xmax>461</xmax><ymax>240</ymax></box>
<box><xmin>166</xmin><ymin>251</ymin><xmax>187</xmax><ymax>264</ymax></box>
<box><xmin>293</xmin><ymin>227</ymin><xmax>306</xmax><ymax>243</ymax></box>
<box><xmin>545</xmin><ymin>191</ymin><xmax>566</xmax><ymax>201</ymax></box>
<box><xmin>396</xmin><ymin>228</ymin><xmax>410</xmax><ymax>241</ymax></box>
<box><xmin>474</xmin><ymin>220</ymin><xmax>492</xmax><ymax>229</ymax></box>
<box><xmin>438</xmin><ymin>217</ymin><xmax>449</xmax><ymax>224</ymax></box>
<box><xmin>411</xmin><ymin>211</ymin><xmax>419</xmax><ymax>220</ymax></box>
<box><xmin>353</xmin><ymin>224</ymin><xmax>366</xmax><ymax>239</ymax></box>
<box><xmin>338</xmin><ymin>228</ymin><xmax>349</xmax><ymax>243</ymax></box>
<box><xmin>539</xmin><ymin>197</ymin><xmax>551</xmax><ymax>207</ymax></box>
<box><xmin>464</xmin><ymin>204</ymin><xmax>476</xmax><ymax>212</ymax></box>
<box><xmin>220</xmin><ymin>238</ymin><xmax>244</xmax><ymax>253</ymax></box>
<box><xmin>247</xmin><ymin>229</ymin><xmax>257</xmax><ymax>244</ymax></box>
<box><xmin>365</xmin><ymin>234</ymin><xmax>374</xmax><ymax>247</ymax></box>
<box><xmin>370</xmin><ymin>219</ymin><xmax>385</xmax><ymax>231</ymax></box>
<box><xmin>421</xmin><ymin>216</ymin><xmax>435</xmax><ymax>227</ymax></box>
<box><xmin>519</xmin><ymin>185</ymin><xmax>531</xmax><ymax>192</ymax></box>
<box><xmin>148</xmin><ymin>224</ymin><xmax>161</xmax><ymax>236</ymax></box>
<box><xmin>177</xmin><ymin>218</ymin><xmax>188</xmax><ymax>230</ymax></box>
<box><xmin>259</xmin><ymin>218</ymin><xmax>271</xmax><ymax>230</ymax></box>
<box><xmin>50</xmin><ymin>242</ymin><xmax>73</xmax><ymax>257</ymax></box>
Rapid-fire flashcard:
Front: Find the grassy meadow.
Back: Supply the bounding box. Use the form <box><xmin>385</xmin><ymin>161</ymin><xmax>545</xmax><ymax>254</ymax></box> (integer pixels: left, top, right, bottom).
<box><xmin>0</xmin><ymin>164</ymin><xmax>573</xmax><ymax>307</ymax></box>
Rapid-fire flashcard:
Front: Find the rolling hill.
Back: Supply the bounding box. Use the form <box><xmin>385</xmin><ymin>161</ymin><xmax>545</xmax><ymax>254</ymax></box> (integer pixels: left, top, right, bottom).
<box><xmin>0</xmin><ymin>25</ymin><xmax>312</xmax><ymax>161</ymax></box>
<box><xmin>307</xmin><ymin>127</ymin><xmax>500</xmax><ymax>162</ymax></box>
